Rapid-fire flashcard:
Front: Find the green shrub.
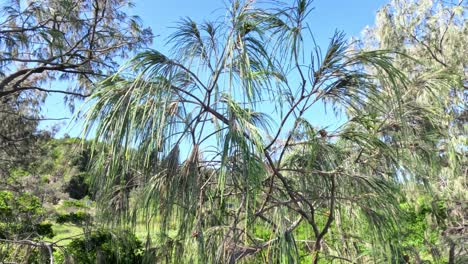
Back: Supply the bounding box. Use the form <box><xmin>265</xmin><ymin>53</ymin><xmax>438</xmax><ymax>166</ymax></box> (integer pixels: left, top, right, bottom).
<box><xmin>64</xmin><ymin>174</ymin><xmax>90</xmax><ymax>199</ymax></box>
<box><xmin>35</xmin><ymin>222</ymin><xmax>54</xmax><ymax>238</ymax></box>
<box><xmin>62</xmin><ymin>199</ymin><xmax>86</xmax><ymax>209</ymax></box>
<box><xmin>0</xmin><ymin>191</ymin><xmax>49</xmax><ymax>239</ymax></box>
<box><xmin>65</xmin><ymin>229</ymin><xmax>143</xmax><ymax>264</ymax></box>
<box><xmin>56</xmin><ymin>211</ymin><xmax>92</xmax><ymax>225</ymax></box>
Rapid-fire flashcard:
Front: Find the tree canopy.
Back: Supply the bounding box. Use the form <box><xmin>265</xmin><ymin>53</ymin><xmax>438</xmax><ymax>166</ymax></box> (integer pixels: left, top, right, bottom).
<box><xmin>361</xmin><ymin>0</ymin><xmax>467</xmax><ymax>261</ymax></box>
<box><xmin>0</xmin><ymin>0</ymin><xmax>152</xmax><ymax>179</ymax></box>
<box><xmin>0</xmin><ymin>0</ymin><xmax>152</xmax><ymax>99</ymax></box>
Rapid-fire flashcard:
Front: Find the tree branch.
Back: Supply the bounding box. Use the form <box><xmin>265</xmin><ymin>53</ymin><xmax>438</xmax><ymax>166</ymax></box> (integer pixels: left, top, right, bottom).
<box><xmin>0</xmin><ymin>86</ymin><xmax>90</xmax><ymax>98</ymax></box>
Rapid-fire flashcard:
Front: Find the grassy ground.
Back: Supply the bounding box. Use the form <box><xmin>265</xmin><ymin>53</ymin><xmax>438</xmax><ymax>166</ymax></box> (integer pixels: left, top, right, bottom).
<box><xmin>45</xmin><ymin>210</ymin><xmax>180</xmax><ymax>248</ymax></box>
<box><xmin>46</xmin><ymin>224</ymin><xmax>84</xmax><ymax>246</ymax></box>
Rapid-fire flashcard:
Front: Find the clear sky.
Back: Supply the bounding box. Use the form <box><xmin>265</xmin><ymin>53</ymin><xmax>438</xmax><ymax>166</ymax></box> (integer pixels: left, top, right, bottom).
<box><xmin>40</xmin><ymin>0</ymin><xmax>388</xmax><ymax>137</ymax></box>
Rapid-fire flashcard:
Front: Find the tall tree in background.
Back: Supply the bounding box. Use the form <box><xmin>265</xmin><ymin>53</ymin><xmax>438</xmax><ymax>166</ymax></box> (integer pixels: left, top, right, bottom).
<box><xmin>0</xmin><ymin>0</ymin><xmax>152</xmax><ymax>165</ymax></box>
<box><xmin>0</xmin><ymin>0</ymin><xmax>152</xmax><ymax>100</ymax></box>
<box><xmin>83</xmin><ymin>0</ymin><xmax>453</xmax><ymax>262</ymax></box>
<box><xmin>360</xmin><ymin>0</ymin><xmax>466</xmax><ymax>262</ymax></box>
<box><xmin>0</xmin><ymin>0</ymin><xmax>152</xmax><ymax>177</ymax></box>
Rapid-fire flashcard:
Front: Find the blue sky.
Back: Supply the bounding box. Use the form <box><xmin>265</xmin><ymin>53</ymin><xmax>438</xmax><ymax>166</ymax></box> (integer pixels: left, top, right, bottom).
<box><xmin>41</xmin><ymin>0</ymin><xmax>388</xmax><ymax>137</ymax></box>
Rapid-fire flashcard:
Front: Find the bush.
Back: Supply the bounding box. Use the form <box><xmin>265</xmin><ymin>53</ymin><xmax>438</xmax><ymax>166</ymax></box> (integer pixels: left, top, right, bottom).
<box><xmin>65</xmin><ymin>229</ymin><xmax>143</xmax><ymax>264</ymax></box>
<box><xmin>56</xmin><ymin>211</ymin><xmax>92</xmax><ymax>225</ymax></box>
<box><xmin>35</xmin><ymin>222</ymin><xmax>54</xmax><ymax>238</ymax></box>
<box><xmin>0</xmin><ymin>191</ymin><xmax>49</xmax><ymax>239</ymax></box>
<box><xmin>64</xmin><ymin>174</ymin><xmax>90</xmax><ymax>199</ymax></box>
<box><xmin>62</xmin><ymin>199</ymin><xmax>87</xmax><ymax>208</ymax></box>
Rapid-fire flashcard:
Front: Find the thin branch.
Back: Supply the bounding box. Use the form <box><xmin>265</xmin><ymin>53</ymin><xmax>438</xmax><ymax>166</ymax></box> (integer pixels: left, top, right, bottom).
<box><xmin>0</xmin><ymin>86</ymin><xmax>90</xmax><ymax>98</ymax></box>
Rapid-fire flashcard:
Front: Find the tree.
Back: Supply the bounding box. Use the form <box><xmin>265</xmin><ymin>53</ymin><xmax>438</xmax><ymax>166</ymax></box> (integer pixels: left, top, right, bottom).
<box><xmin>0</xmin><ymin>94</ymin><xmax>40</xmax><ymax>179</ymax></box>
<box><xmin>0</xmin><ymin>0</ymin><xmax>152</xmax><ymax>180</ymax></box>
<box><xmin>360</xmin><ymin>0</ymin><xmax>466</xmax><ymax>262</ymax></box>
<box><xmin>82</xmin><ymin>0</ymin><xmax>451</xmax><ymax>263</ymax></box>
<box><xmin>0</xmin><ymin>0</ymin><xmax>152</xmax><ymax>100</ymax></box>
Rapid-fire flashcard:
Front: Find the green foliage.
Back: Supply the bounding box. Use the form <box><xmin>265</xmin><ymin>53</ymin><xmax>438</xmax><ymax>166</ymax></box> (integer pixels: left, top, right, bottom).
<box><xmin>64</xmin><ymin>174</ymin><xmax>90</xmax><ymax>200</ymax></box>
<box><xmin>62</xmin><ymin>199</ymin><xmax>88</xmax><ymax>209</ymax></box>
<box><xmin>56</xmin><ymin>211</ymin><xmax>92</xmax><ymax>226</ymax></box>
<box><xmin>0</xmin><ymin>191</ymin><xmax>50</xmax><ymax>239</ymax></box>
<box><xmin>35</xmin><ymin>222</ymin><xmax>55</xmax><ymax>239</ymax></box>
<box><xmin>361</xmin><ymin>0</ymin><xmax>467</xmax><ymax>261</ymax></box>
<box><xmin>26</xmin><ymin>138</ymin><xmax>95</xmax><ymax>203</ymax></box>
<box><xmin>395</xmin><ymin>196</ymin><xmax>450</xmax><ymax>263</ymax></box>
<box><xmin>65</xmin><ymin>229</ymin><xmax>143</xmax><ymax>264</ymax></box>
<box><xmin>0</xmin><ymin>138</ymin><xmax>97</xmax><ymax>262</ymax></box>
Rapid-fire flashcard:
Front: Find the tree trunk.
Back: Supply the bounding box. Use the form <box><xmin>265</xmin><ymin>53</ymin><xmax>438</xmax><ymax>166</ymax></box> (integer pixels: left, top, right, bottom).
<box><xmin>448</xmin><ymin>241</ymin><xmax>455</xmax><ymax>264</ymax></box>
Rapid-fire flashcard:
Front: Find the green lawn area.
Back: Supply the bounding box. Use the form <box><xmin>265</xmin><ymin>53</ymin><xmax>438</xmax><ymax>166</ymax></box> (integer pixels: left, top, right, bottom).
<box><xmin>46</xmin><ymin>221</ymin><xmax>178</xmax><ymax>247</ymax></box>
<box><xmin>47</xmin><ymin>224</ymin><xmax>84</xmax><ymax>246</ymax></box>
